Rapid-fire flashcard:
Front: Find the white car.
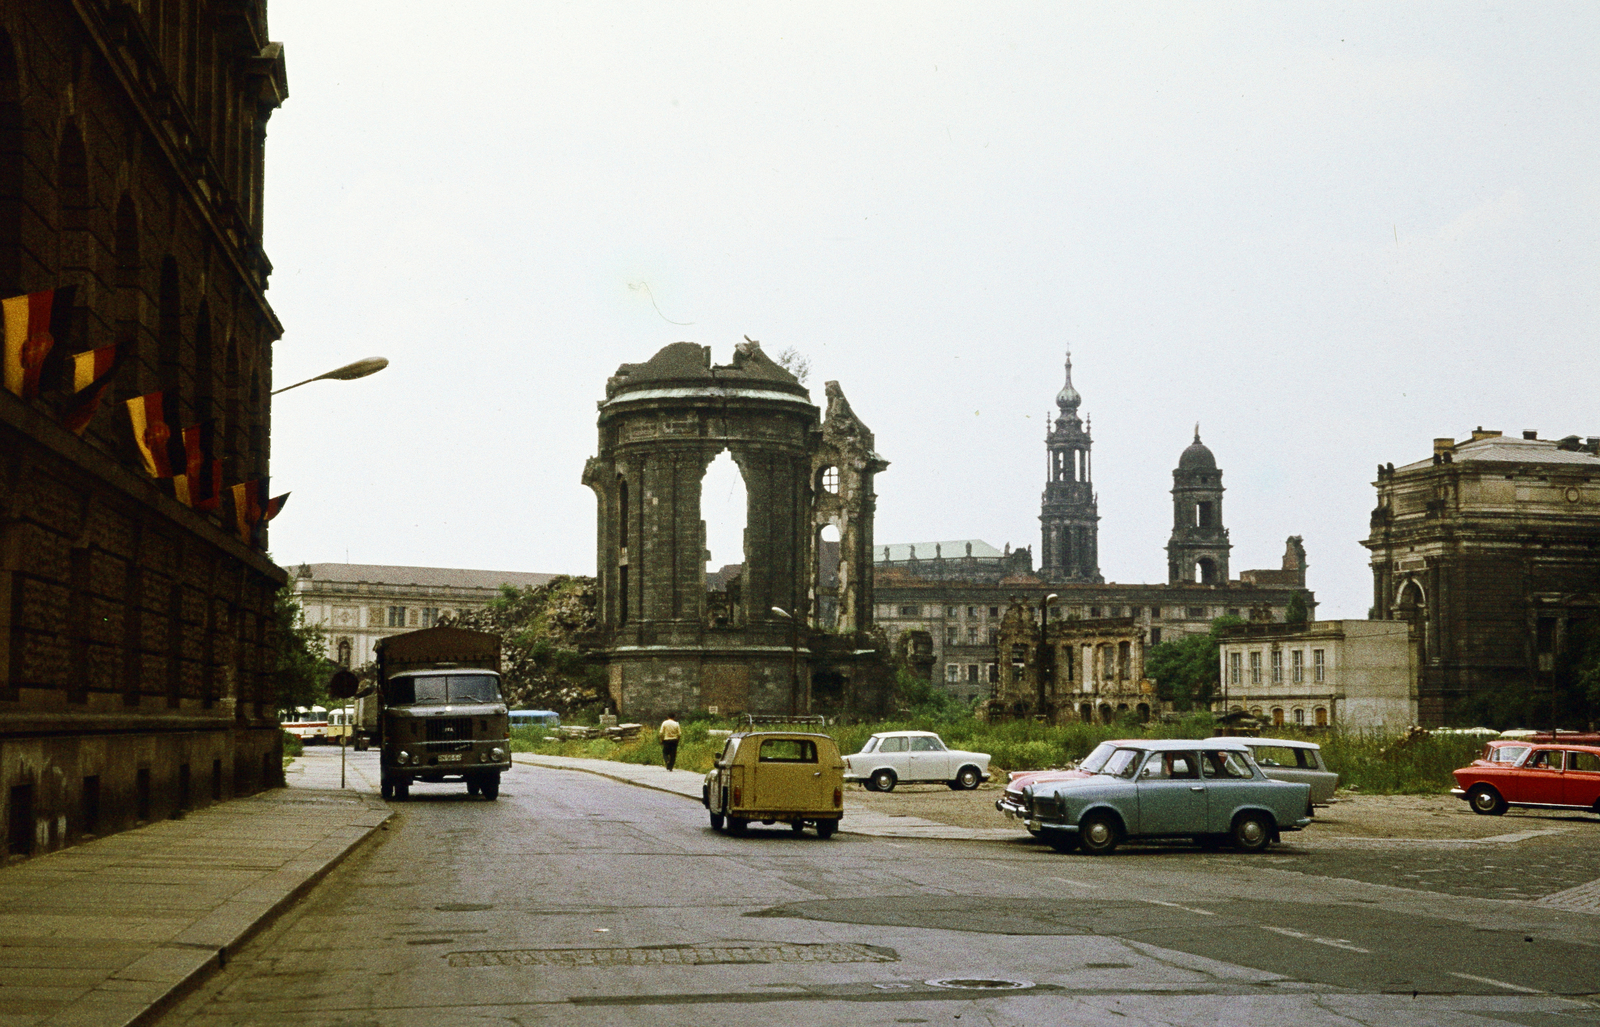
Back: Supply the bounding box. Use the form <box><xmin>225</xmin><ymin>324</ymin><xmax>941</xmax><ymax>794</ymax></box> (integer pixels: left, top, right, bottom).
<box><xmin>1205</xmin><ymin>736</ymin><xmax>1340</xmax><ymax>806</ymax></box>
<box><xmin>844</xmin><ymin>731</ymin><xmax>992</xmax><ymax>792</ymax></box>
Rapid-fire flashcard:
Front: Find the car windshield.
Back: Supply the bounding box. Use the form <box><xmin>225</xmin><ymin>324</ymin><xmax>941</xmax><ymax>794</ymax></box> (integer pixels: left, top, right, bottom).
<box><xmin>1078</xmin><ymin>742</ymin><xmax>1118</xmax><ymax>773</ymax></box>
<box><xmin>1487</xmin><ymin>744</ymin><xmax>1530</xmax><ymax>765</ymax></box>
<box><xmin>1098</xmin><ymin>748</ymin><xmax>1143</xmax><ymax>778</ymax></box>
<box><xmin>387</xmin><ymin>674</ymin><xmax>502</xmax><ymax>705</ymax></box>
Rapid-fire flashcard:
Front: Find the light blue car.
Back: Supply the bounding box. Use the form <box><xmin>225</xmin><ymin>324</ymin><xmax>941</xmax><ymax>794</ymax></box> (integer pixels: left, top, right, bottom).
<box><xmin>1020</xmin><ymin>738</ymin><xmax>1312</xmax><ymax>855</ymax></box>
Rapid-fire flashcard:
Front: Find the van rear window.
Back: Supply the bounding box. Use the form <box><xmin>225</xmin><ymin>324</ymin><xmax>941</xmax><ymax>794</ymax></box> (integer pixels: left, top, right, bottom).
<box><xmin>758</xmin><ymin>739</ymin><xmax>818</xmax><ymax>763</ymax></box>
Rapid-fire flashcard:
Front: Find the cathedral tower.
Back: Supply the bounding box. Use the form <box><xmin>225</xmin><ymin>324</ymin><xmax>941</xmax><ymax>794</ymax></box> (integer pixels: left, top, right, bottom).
<box><xmin>1039</xmin><ymin>353</ymin><xmax>1102</xmax><ymax>582</ymax></box>
<box><xmin>1166</xmin><ymin>427</ymin><xmax>1232</xmax><ymax>584</ymax></box>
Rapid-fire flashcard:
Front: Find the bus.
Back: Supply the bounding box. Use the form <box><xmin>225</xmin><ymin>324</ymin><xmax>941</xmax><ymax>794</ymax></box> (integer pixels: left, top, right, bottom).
<box><xmin>509</xmin><ymin>710</ymin><xmax>561</xmax><ymax>730</ymax></box>
<box><xmin>281</xmin><ymin>706</ymin><xmax>330</xmax><ymax>744</ymax></box>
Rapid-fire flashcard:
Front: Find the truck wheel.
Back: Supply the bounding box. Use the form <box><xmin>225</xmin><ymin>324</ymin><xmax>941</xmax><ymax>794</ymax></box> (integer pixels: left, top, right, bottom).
<box><xmin>381</xmin><ymin>776</ymin><xmax>393</xmax><ymax>800</ymax></box>
<box><xmin>816</xmin><ymin>819</ymin><xmax>838</xmax><ymax>839</ymax></box>
<box><xmin>466</xmin><ymin>776</ymin><xmax>481</xmax><ymax>796</ymax></box>
<box><xmin>482</xmin><ymin>773</ymin><xmax>500</xmax><ymax>800</ymax></box>
<box><xmin>394</xmin><ymin>780</ymin><xmax>410</xmax><ymax>800</ymax></box>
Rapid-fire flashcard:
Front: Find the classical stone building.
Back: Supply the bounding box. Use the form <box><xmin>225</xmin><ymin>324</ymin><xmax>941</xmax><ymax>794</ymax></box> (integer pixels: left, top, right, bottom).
<box><xmin>990</xmin><ymin>600</ymin><xmax>1159</xmax><ymax>723</ymax></box>
<box><xmin>583</xmin><ymin>340</ymin><xmax>893</xmax><ymax>720</ymax></box>
<box><xmin>1217</xmin><ymin>620</ymin><xmax>1417</xmax><ymax>731</ymax></box>
<box><xmin>290</xmin><ymin>564</ymin><xmax>556</xmax><ymax>670</ymax></box>
<box><xmin>1167</xmin><ymin>429</ymin><xmax>1232</xmax><ymax>584</ymax></box>
<box><xmin>1364</xmin><ymin>428</ymin><xmax>1600</xmax><ymax>725</ymax></box>
<box><xmin>1</xmin><ymin>2</ymin><xmax>289</xmax><ymax>859</ymax></box>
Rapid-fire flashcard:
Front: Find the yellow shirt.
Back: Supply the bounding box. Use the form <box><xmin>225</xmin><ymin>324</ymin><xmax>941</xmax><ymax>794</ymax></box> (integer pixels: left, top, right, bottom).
<box><xmin>658</xmin><ymin>718</ymin><xmax>681</xmax><ymax>742</ymax></box>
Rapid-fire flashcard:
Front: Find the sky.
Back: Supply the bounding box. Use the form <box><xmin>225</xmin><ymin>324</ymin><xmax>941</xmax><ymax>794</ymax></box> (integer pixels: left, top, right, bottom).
<box><xmin>262</xmin><ymin>3</ymin><xmax>1600</xmax><ymax>619</ymax></box>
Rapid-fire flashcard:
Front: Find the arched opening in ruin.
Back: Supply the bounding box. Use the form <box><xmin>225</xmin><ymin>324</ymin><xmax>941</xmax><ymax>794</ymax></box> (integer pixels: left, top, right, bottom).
<box><xmin>702</xmin><ymin>450</ymin><xmax>747</xmax><ymax>579</ymax></box>
<box><xmin>1196</xmin><ymin>557</ymin><xmax>1218</xmax><ymax>584</ymax></box>
<box><xmin>815</xmin><ymin>522</ymin><xmax>841</xmax><ymax>629</ymax></box>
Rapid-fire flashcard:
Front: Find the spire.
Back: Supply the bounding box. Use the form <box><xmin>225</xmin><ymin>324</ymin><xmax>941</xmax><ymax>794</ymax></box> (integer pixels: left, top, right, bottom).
<box><xmin>1055</xmin><ymin>349</ymin><xmax>1081</xmax><ymax>416</ymax></box>
<box><xmin>1194</xmin><ymin>422</ymin><xmax>1200</xmax><ymax>443</ymax></box>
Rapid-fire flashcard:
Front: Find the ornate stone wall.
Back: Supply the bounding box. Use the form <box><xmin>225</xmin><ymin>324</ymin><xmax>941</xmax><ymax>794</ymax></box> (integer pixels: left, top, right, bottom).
<box><xmin>990</xmin><ymin>600</ymin><xmax>1159</xmax><ymax>723</ymax></box>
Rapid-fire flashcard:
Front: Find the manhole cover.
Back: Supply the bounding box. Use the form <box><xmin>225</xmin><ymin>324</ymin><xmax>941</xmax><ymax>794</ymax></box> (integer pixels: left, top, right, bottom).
<box><xmin>925</xmin><ymin>978</ymin><xmax>1035</xmax><ymax>991</ymax></box>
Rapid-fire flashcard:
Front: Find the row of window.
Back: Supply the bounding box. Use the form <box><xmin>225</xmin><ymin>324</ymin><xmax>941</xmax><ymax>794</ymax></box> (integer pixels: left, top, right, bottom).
<box><xmin>386</xmin><ymin>606</ymin><xmax>446</xmax><ymax>628</ymax></box>
<box><xmin>1231</xmin><ymin>705</ymin><xmax>1330</xmax><ymax>728</ymax></box>
<box><xmin>946</xmin><ymin>663</ymin><xmax>999</xmax><ymax>683</ymax></box>
<box><xmin>891</xmin><ymin>604</ymin><xmax>1247</xmax><ymax>621</ymax></box>
<box><xmin>1227</xmin><ymin>648</ymin><xmax>1326</xmax><ymax>687</ymax></box>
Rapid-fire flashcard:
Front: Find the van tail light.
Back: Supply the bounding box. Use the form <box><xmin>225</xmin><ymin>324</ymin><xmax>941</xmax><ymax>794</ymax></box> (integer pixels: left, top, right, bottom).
<box><xmin>732</xmin><ymin>786</ymin><xmax>741</xmax><ymax>806</ymax></box>
<box><xmin>833</xmin><ymin>787</ymin><xmax>842</xmax><ymax>808</ymax></box>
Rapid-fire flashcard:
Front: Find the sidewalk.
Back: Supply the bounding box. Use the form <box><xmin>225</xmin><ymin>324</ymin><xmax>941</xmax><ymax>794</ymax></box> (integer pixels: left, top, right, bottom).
<box><xmin>0</xmin><ymin>749</ymin><xmax>388</xmax><ymax>1027</ymax></box>
<box><xmin>512</xmin><ymin>753</ymin><xmax>1018</xmax><ymax>841</ymax></box>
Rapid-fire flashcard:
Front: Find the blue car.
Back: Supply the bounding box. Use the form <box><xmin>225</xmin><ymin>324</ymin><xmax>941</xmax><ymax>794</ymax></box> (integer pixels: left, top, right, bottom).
<box><xmin>1018</xmin><ymin>738</ymin><xmax>1312</xmax><ymax>854</ymax></box>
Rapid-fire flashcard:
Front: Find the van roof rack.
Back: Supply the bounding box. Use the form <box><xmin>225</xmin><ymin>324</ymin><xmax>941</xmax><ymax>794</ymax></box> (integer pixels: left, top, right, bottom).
<box><xmin>743</xmin><ymin>713</ymin><xmax>827</xmax><ymax>728</ymax></box>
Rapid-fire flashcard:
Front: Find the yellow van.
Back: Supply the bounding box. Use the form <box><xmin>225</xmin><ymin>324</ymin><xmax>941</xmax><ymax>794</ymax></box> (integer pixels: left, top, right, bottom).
<box><xmin>702</xmin><ymin>732</ymin><xmax>845</xmax><ymax>838</ymax></box>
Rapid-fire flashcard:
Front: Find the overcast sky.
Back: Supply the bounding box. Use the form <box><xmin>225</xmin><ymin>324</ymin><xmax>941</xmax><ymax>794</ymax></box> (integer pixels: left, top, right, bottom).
<box><xmin>263</xmin><ymin>3</ymin><xmax>1599</xmax><ymax>618</ymax></box>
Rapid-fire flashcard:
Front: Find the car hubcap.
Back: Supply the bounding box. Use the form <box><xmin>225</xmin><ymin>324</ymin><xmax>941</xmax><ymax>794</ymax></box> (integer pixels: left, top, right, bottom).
<box><xmin>1474</xmin><ymin>793</ymin><xmax>1493</xmax><ymax>811</ymax></box>
<box><xmin>1086</xmin><ymin>823</ymin><xmax>1109</xmax><ymax>845</ymax></box>
<box><xmin>1240</xmin><ymin>821</ymin><xmax>1264</xmax><ymax>844</ymax></box>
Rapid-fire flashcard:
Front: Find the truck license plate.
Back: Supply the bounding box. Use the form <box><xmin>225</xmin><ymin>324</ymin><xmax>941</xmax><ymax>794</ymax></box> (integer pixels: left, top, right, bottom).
<box><xmin>437</xmin><ymin>754</ymin><xmax>462</xmax><ymax>762</ymax></box>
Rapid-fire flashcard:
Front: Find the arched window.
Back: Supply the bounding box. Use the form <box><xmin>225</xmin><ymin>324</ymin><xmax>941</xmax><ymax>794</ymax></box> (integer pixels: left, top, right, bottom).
<box><xmin>158</xmin><ymin>256</ymin><xmax>181</xmax><ymax>403</ymax></box>
<box><xmin>1293</xmin><ymin>708</ymin><xmax>1305</xmax><ymax>725</ymax></box>
<box><xmin>818</xmin><ymin>465</ymin><xmax>839</xmax><ymax>494</ymax></box>
<box><xmin>194</xmin><ymin>301</ymin><xmax>213</xmax><ymax>421</ymax></box>
<box><xmin>1272</xmin><ymin>707</ymin><xmax>1285</xmax><ymax>727</ymax></box>
<box><xmin>336</xmin><ymin>638</ymin><xmax>352</xmax><ymax>668</ymax></box>
<box><xmin>57</xmin><ymin>118</ymin><xmax>88</xmax><ymax>228</ymax></box>
<box><xmin>0</xmin><ymin>30</ymin><xmax>21</xmax><ymax>292</ymax></box>
<box><xmin>1314</xmin><ymin>707</ymin><xmax>1328</xmax><ymax>727</ymax></box>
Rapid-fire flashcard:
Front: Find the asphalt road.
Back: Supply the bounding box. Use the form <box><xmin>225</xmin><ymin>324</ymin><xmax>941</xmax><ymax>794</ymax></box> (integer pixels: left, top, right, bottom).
<box><xmin>156</xmin><ymin>750</ymin><xmax>1600</xmax><ymax>1027</ymax></box>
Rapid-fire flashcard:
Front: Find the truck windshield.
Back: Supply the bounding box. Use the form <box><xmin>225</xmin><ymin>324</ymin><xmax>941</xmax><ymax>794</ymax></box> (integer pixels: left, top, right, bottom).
<box><xmin>388</xmin><ymin>674</ymin><xmax>502</xmax><ymax>705</ymax></box>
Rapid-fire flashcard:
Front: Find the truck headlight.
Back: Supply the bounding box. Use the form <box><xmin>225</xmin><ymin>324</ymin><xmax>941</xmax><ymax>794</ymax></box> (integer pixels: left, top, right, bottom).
<box><xmin>490</xmin><ymin>747</ymin><xmax>506</xmax><ymax>762</ymax></box>
<box><xmin>398</xmin><ymin>751</ymin><xmax>412</xmax><ymax>765</ymax></box>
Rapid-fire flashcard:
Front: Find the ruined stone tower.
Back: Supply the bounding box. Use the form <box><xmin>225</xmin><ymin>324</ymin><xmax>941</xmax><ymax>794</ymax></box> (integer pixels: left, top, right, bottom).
<box><xmin>583</xmin><ymin>340</ymin><xmax>889</xmax><ymax>720</ymax></box>
<box><xmin>1039</xmin><ymin>352</ymin><xmax>1103</xmax><ymax>582</ymax></box>
<box><xmin>1166</xmin><ymin>427</ymin><xmax>1232</xmax><ymax>584</ymax></box>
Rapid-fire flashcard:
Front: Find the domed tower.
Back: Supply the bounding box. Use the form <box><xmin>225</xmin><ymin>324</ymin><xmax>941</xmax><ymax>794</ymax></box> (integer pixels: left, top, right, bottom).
<box><xmin>1039</xmin><ymin>352</ymin><xmax>1102</xmax><ymax>582</ymax></box>
<box><xmin>1166</xmin><ymin>426</ymin><xmax>1231</xmax><ymax>584</ymax></box>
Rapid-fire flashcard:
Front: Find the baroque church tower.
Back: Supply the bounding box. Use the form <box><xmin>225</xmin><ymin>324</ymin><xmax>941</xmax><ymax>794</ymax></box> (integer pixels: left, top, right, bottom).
<box><xmin>1039</xmin><ymin>353</ymin><xmax>1102</xmax><ymax>582</ymax></box>
<box><xmin>1166</xmin><ymin>427</ymin><xmax>1232</xmax><ymax>584</ymax></box>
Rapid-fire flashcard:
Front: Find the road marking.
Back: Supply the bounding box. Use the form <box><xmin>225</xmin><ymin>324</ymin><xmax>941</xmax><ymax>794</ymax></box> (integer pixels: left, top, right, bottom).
<box><xmin>1449</xmin><ymin>972</ymin><xmax>1545</xmax><ymax>994</ymax></box>
<box><xmin>1049</xmin><ymin>876</ymin><xmax>1094</xmax><ymax>888</ymax></box>
<box><xmin>1140</xmin><ymin>898</ymin><xmax>1215</xmax><ymax>916</ymax></box>
<box><xmin>1260</xmin><ymin>925</ymin><xmax>1370</xmax><ymax>953</ymax></box>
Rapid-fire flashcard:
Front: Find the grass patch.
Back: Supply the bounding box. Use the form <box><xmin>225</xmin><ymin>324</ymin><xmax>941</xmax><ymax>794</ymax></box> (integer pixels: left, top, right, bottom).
<box><xmin>511</xmin><ymin>714</ymin><xmax>1491</xmax><ymax>794</ymax></box>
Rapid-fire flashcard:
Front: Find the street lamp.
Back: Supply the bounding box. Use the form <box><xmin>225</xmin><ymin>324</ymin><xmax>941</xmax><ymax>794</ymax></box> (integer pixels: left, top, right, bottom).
<box><xmin>1038</xmin><ymin>593</ymin><xmax>1058</xmax><ymax>715</ymax></box>
<box><xmin>271</xmin><ymin>356</ymin><xmax>389</xmax><ymax>395</ymax></box>
<box><xmin>771</xmin><ymin>606</ymin><xmax>802</xmax><ymax>718</ymax></box>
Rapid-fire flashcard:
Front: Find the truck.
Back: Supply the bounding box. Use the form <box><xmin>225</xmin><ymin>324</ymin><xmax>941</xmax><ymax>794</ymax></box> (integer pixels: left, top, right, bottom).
<box><xmin>369</xmin><ymin>626</ymin><xmax>512</xmax><ymax>801</ymax></box>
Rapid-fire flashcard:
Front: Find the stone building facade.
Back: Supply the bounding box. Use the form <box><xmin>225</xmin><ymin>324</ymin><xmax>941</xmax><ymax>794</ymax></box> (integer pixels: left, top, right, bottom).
<box><xmin>290</xmin><ymin>564</ymin><xmax>556</xmax><ymax>671</ymax></box>
<box><xmin>1217</xmin><ymin>620</ymin><xmax>1417</xmax><ymax>731</ymax></box>
<box><xmin>1167</xmin><ymin>429</ymin><xmax>1232</xmax><ymax>584</ymax></box>
<box><xmin>583</xmin><ymin>340</ymin><xmax>893</xmax><ymax>720</ymax></box>
<box><xmin>1364</xmin><ymin>428</ymin><xmax>1600</xmax><ymax>725</ymax></box>
<box><xmin>990</xmin><ymin>600</ymin><xmax>1158</xmax><ymax>723</ymax></box>
<box><xmin>1039</xmin><ymin>353</ymin><xmax>1101</xmax><ymax>582</ymax></box>
<box><xmin>1</xmin><ymin>1</ymin><xmax>289</xmax><ymax>859</ymax></box>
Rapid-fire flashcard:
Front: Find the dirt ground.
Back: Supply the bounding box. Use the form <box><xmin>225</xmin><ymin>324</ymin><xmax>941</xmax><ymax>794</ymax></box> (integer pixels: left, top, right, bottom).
<box><xmin>845</xmin><ymin>781</ymin><xmax>1600</xmax><ymax>840</ymax></box>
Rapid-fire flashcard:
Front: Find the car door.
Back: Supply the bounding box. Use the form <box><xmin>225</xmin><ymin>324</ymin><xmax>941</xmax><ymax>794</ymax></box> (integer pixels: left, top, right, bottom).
<box><xmin>875</xmin><ymin>735</ymin><xmax>910</xmax><ymax>778</ymax></box>
<box><xmin>1519</xmin><ymin>748</ymin><xmax>1566</xmax><ymax>804</ymax></box>
<box><xmin>1200</xmin><ymin>748</ymin><xmax>1258</xmax><ymax>832</ymax></box>
<box><xmin>1563</xmin><ymin>750</ymin><xmax>1600</xmax><ymax>808</ymax></box>
<box><xmin>1135</xmin><ymin>750</ymin><xmax>1207</xmax><ymax>836</ymax></box>
<box><xmin>907</xmin><ymin>735</ymin><xmax>949</xmax><ymax>782</ymax></box>
<box><xmin>752</xmin><ymin>737</ymin><xmax>821</xmax><ymax>810</ymax></box>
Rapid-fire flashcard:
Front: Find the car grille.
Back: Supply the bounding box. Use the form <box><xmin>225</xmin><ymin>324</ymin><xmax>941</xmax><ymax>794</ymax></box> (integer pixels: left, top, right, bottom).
<box><xmin>425</xmin><ymin>718</ymin><xmax>474</xmax><ymax>752</ymax></box>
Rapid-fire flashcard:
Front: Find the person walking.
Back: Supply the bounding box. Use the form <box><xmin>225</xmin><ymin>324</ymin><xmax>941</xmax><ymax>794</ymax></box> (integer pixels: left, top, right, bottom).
<box><xmin>658</xmin><ymin>713</ymin><xmax>681</xmax><ymax>772</ymax></box>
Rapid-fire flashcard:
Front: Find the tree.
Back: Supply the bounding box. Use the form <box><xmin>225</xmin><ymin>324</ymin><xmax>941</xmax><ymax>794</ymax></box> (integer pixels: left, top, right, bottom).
<box><xmin>1145</xmin><ymin>616</ymin><xmax>1244</xmax><ymax>710</ymax></box>
<box><xmin>1285</xmin><ymin>591</ymin><xmax>1311</xmax><ymax>625</ymax></box>
<box><xmin>273</xmin><ymin>585</ymin><xmax>334</xmax><ymax>712</ymax></box>
<box><xmin>775</xmin><ymin>346</ymin><xmax>810</xmax><ymax>385</ymax></box>
<box><xmin>450</xmin><ymin>576</ymin><xmax>607</xmax><ymax>715</ymax></box>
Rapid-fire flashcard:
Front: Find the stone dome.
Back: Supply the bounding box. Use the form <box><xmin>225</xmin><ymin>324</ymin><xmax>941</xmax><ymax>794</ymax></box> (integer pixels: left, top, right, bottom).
<box><xmin>1179</xmin><ymin>428</ymin><xmax>1217</xmax><ymax>471</ymax></box>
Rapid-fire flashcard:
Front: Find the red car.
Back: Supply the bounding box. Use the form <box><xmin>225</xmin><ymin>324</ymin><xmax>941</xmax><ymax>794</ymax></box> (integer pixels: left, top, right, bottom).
<box><xmin>1451</xmin><ymin>742</ymin><xmax>1600</xmax><ymax>816</ymax></box>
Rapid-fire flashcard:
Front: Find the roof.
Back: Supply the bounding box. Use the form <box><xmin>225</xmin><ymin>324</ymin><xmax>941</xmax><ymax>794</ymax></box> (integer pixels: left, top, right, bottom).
<box><xmin>1209</xmin><ymin>736</ymin><xmax>1321</xmax><ymax>750</ymax></box>
<box><xmin>1398</xmin><ymin>434</ymin><xmax>1600</xmax><ymax>473</ymax></box>
<box><xmin>878</xmin><ymin>540</ymin><xmax>1003</xmax><ymax>561</ymax></box>
<box><xmin>291</xmin><ymin>563</ymin><xmax>557</xmax><ymax>590</ymax></box>
<box><xmin>1117</xmin><ymin>738</ymin><xmax>1250</xmax><ymax>752</ymax></box>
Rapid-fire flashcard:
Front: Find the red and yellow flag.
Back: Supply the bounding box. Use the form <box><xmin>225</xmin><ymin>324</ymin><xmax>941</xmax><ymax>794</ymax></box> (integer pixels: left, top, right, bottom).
<box><xmin>172</xmin><ymin>422</ymin><xmax>222</xmax><ymax>510</ymax></box>
<box><xmin>125</xmin><ymin>392</ymin><xmax>186</xmax><ymax>477</ymax></box>
<box><xmin>58</xmin><ymin>342</ymin><xmax>124</xmax><ymax>435</ymax></box>
<box><xmin>230</xmin><ymin>477</ymin><xmax>288</xmax><ymax>545</ymax></box>
<box><xmin>2</xmin><ymin>286</ymin><xmax>74</xmax><ymax>400</ymax></box>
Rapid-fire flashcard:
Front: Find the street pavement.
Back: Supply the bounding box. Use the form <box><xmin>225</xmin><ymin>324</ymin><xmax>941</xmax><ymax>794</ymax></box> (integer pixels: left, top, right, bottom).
<box><xmin>0</xmin><ymin>748</ymin><xmax>388</xmax><ymax>1027</ymax></box>
<box><xmin>145</xmin><ymin>748</ymin><xmax>1600</xmax><ymax>1027</ymax></box>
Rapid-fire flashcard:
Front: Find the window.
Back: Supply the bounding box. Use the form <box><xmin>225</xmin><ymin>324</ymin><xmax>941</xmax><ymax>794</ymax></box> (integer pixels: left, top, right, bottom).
<box><xmin>1272</xmin><ymin>707</ymin><xmax>1285</xmax><ymax>726</ymax></box>
<box><xmin>1089</xmin><ymin>606</ymin><xmax>1101</xmax><ymax>618</ymax></box>
<box><xmin>910</xmin><ymin>736</ymin><xmax>945</xmax><ymax>751</ymax></box>
<box><xmin>1313</xmin><ymin>649</ymin><xmax>1325</xmax><ymax>683</ymax></box>
<box><xmin>966</xmin><ymin>627</ymin><xmax>979</xmax><ymax>644</ymax></box>
<box><xmin>985</xmin><ymin>663</ymin><xmax>997</xmax><ymax>683</ymax></box>
<box><xmin>1567</xmin><ymin>751</ymin><xmax>1600</xmax><ymax>773</ymax></box>
<box><xmin>966</xmin><ymin>664</ymin><xmax>979</xmax><ymax>683</ymax></box>
<box><xmin>421</xmin><ymin>607</ymin><xmax>439</xmax><ymax>627</ymax></box>
<box><xmin>1315</xmin><ymin>707</ymin><xmax>1328</xmax><ymax>727</ymax></box>
<box><xmin>899</xmin><ymin>605</ymin><xmax>919</xmax><ymax>617</ymax></box>
<box><xmin>1150</xmin><ymin>627</ymin><xmax>1162</xmax><ymax>645</ymax></box>
<box><xmin>820</xmin><ymin>466</ymin><xmax>839</xmax><ymax>494</ymax></box>
<box><xmin>945</xmin><ymin>628</ymin><xmax>957</xmax><ymax>645</ymax></box>
<box><xmin>1249</xmin><ymin>651</ymin><xmax>1262</xmax><ymax>685</ymax></box>
<box><xmin>1150</xmin><ymin>606</ymin><xmax>1161</xmax><ymax>618</ymax></box>
<box><xmin>945</xmin><ymin>663</ymin><xmax>961</xmax><ymax>682</ymax></box>
<box><xmin>759</xmin><ymin>738</ymin><xmax>817</xmax><ymax>763</ymax></box>
<box><xmin>1187</xmin><ymin>607</ymin><xmax>1206</xmax><ymax>619</ymax></box>
<box><xmin>879</xmin><ymin>736</ymin><xmax>908</xmax><ymax>753</ymax></box>
<box><xmin>946</xmin><ymin>606</ymin><xmax>958</xmax><ymax>617</ymax></box>
<box><xmin>387</xmin><ymin>606</ymin><xmax>407</xmax><ymax>627</ymax></box>
<box><xmin>1271</xmin><ymin>650</ymin><xmax>1282</xmax><ymax>684</ymax></box>
<box><xmin>1291</xmin><ymin>649</ymin><xmax>1304</xmax><ymax>684</ymax></box>
<box><xmin>1527</xmin><ymin>750</ymin><xmax>1562</xmax><ymax>770</ymax></box>
<box><xmin>1228</xmin><ymin>652</ymin><xmax>1241</xmax><ymax>685</ymax></box>
<box><xmin>988</xmin><ymin>628</ymin><xmax>999</xmax><ymax>644</ymax></box>
<box><xmin>1227</xmin><ymin>608</ymin><xmax>1240</xmax><ymax>617</ymax></box>
<box><xmin>1293</xmin><ymin>708</ymin><xmax>1305</xmax><ymax>725</ymax></box>
<box><xmin>989</xmin><ymin>606</ymin><xmax>999</xmax><ymax>617</ymax></box>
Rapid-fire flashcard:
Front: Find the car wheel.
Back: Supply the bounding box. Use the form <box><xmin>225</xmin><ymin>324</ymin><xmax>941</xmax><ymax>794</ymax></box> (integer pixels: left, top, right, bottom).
<box><xmin>1078</xmin><ymin>813</ymin><xmax>1120</xmax><ymax>855</ymax></box>
<box><xmin>709</xmin><ymin>811</ymin><xmax>725</xmax><ymax>831</ymax></box>
<box><xmin>1231</xmin><ymin>812</ymin><xmax>1272</xmax><ymax>852</ymax></box>
<box><xmin>956</xmin><ymin>766</ymin><xmax>982</xmax><ymax>790</ymax></box>
<box><xmin>727</xmin><ymin>817</ymin><xmax>748</xmax><ymax>835</ymax></box>
<box><xmin>871</xmin><ymin>769</ymin><xmax>897</xmax><ymax>793</ymax></box>
<box><xmin>1043</xmin><ymin>829</ymin><xmax>1079</xmax><ymax>853</ymax></box>
<box><xmin>1468</xmin><ymin>785</ymin><xmax>1507</xmax><ymax>816</ymax></box>
<box><xmin>482</xmin><ymin>773</ymin><xmax>500</xmax><ymax>800</ymax></box>
<box><xmin>816</xmin><ymin>819</ymin><xmax>838</xmax><ymax>839</ymax></box>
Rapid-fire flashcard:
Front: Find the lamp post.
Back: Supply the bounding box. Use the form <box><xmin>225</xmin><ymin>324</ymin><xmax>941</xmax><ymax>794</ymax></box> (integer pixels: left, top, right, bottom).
<box><xmin>1038</xmin><ymin>593</ymin><xmax>1058</xmax><ymax>715</ymax></box>
<box><xmin>271</xmin><ymin>356</ymin><xmax>389</xmax><ymax>396</ymax></box>
<box><xmin>771</xmin><ymin>606</ymin><xmax>801</xmax><ymax>718</ymax></box>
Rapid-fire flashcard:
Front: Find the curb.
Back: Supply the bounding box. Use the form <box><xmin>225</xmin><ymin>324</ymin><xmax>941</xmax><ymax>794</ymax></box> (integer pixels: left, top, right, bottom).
<box><xmin>513</xmin><ymin>755</ymin><xmax>702</xmax><ymax>802</ymax></box>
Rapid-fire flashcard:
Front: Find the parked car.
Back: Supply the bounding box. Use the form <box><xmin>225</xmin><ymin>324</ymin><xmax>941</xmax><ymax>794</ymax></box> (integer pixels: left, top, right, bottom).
<box><xmin>995</xmin><ymin>743</ymin><xmax>1133</xmax><ymax>831</ymax></box>
<box><xmin>1450</xmin><ymin>742</ymin><xmax>1600</xmax><ymax>816</ymax></box>
<box><xmin>1206</xmin><ymin>736</ymin><xmax>1340</xmax><ymax>806</ymax></box>
<box><xmin>843</xmin><ymin>731</ymin><xmax>992</xmax><ymax>791</ymax></box>
<box><xmin>702</xmin><ymin>731</ymin><xmax>845</xmax><ymax>837</ymax></box>
<box><xmin>1014</xmin><ymin>738</ymin><xmax>1312</xmax><ymax>854</ymax></box>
